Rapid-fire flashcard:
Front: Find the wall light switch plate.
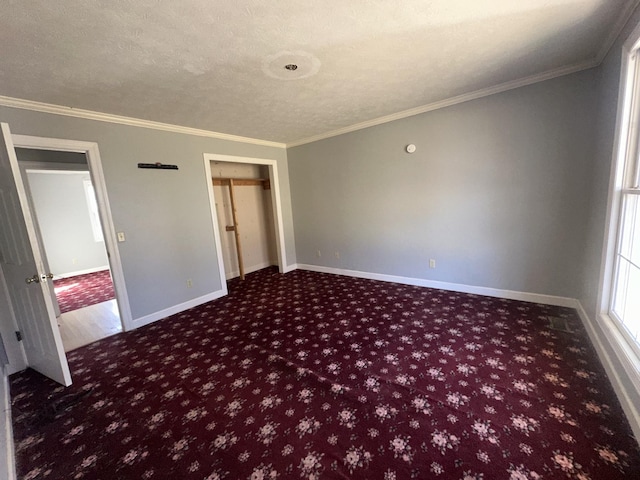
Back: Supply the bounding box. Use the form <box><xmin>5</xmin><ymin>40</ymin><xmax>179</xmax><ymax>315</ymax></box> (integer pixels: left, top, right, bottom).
<box><xmin>117</xmin><ymin>232</ymin><xmax>126</xmax><ymax>242</ymax></box>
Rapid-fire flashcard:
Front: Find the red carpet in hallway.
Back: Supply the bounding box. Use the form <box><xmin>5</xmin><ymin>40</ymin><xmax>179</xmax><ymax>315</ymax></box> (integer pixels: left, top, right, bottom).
<box><xmin>10</xmin><ymin>268</ymin><xmax>640</xmax><ymax>479</ymax></box>
<box><xmin>53</xmin><ymin>270</ymin><xmax>115</xmax><ymax>313</ymax></box>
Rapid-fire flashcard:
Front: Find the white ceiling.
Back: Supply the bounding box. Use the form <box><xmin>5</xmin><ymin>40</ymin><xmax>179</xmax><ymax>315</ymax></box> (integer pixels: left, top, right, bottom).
<box><xmin>0</xmin><ymin>1</ymin><xmax>637</xmax><ymax>145</ymax></box>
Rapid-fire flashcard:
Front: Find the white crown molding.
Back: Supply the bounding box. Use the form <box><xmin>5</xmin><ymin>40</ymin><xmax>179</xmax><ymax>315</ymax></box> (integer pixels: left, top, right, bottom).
<box><xmin>595</xmin><ymin>0</ymin><xmax>640</xmax><ymax>65</ymax></box>
<box><xmin>286</xmin><ymin>59</ymin><xmax>598</xmax><ymax>148</ymax></box>
<box><xmin>0</xmin><ymin>95</ymin><xmax>286</xmax><ymax>149</ymax></box>
<box><xmin>1</xmin><ymin>17</ymin><xmax>627</xmax><ymax>154</ymax></box>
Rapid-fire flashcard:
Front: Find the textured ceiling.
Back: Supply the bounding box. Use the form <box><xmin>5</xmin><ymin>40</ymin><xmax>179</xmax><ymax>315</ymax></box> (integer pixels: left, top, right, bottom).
<box><xmin>0</xmin><ymin>1</ymin><xmax>637</xmax><ymax>145</ymax></box>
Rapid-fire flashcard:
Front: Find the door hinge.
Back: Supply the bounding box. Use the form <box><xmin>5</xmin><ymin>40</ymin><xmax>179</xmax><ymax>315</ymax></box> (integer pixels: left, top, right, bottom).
<box><xmin>15</xmin><ymin>331</ymin><xmax>23</xmax><ymax>342</ymax></box>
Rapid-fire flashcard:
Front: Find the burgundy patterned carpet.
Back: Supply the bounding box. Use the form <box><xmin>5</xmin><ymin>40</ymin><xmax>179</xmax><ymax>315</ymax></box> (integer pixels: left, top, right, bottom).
<box><xmin>53</xmin><ymin>270</ymin><xmax>115</xmax><ymax>313</ymax></box>
<box><xmin>10</xmin><ymin>268</ymin><xmax>640</xmax><ymax>479</ymax></box>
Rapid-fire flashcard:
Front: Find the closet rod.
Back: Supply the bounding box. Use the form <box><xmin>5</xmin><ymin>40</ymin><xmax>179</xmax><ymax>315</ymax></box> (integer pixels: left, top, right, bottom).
<box><xmin>212</xmin><ymin>177</ymin><xmax>270</xmax><ymax>189</ymax></box>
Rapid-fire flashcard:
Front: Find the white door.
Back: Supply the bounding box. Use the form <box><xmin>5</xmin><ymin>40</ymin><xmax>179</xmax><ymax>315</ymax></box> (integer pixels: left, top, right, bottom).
<box><xmin>21</xmin><ymin>174</ymin><xmax>62</xmax><ymax>318</ymax></box>
<box><xmin>38</xmin><ymin>238</ymin><xmax>62</xmax><ymax>317</ymax></box>
<box><xmin>0</xmin><ymin>123</ymin><xmax>71</xmax><ymax>386</ymax></box>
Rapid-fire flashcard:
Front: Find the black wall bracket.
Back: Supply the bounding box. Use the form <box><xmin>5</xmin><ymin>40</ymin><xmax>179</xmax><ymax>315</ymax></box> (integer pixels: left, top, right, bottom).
<box><xmin>138</xmin><ymin>163</ymin><xmax>178</xmax><ymax>170</ymax></box>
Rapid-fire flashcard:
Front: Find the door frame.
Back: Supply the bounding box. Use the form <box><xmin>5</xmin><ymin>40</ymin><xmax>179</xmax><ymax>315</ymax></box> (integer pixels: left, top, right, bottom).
<box><xmin>11</xmin><ymin>134</ymin><xmax>133</xmax><ymax>331</ymax></box>
<box><xmin>203</xmin><ymin>153</ymin><xmax>288</xmax><ymax>289</ymax></box>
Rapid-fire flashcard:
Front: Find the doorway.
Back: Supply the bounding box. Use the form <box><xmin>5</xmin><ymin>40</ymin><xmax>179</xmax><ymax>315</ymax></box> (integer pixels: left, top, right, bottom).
<box><xmin>10</xmin><ymin>134</ymin><xmax>132</xmax><ymax>350</ymax></box>
<box><xmin>211</xmin><ymin>161</ymin><xmax>277</xmax><ymax>280</ymax></box>
<box><xmin>204</xmin><ymin>153</ymin><xmax>288</xmax><ymax>288</ymax></box>
<box><xmin>17</xmin><ymin>150</ymin><xmax>123</xmax><ymax>351</ymax></box>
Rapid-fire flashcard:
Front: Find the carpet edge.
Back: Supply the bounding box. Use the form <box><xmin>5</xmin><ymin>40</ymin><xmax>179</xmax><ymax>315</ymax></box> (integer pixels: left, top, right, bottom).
<box><xmin>1</xmin><ymin>365</ymin><xmax>17</xmax><ymax>480</ymax></box>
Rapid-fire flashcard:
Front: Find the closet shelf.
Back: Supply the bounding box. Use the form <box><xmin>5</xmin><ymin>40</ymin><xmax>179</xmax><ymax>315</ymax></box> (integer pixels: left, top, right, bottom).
<box><xmin>212</xmin><ymin>177</ymin><xmax>270</xmax><ymax>189</ymax></box>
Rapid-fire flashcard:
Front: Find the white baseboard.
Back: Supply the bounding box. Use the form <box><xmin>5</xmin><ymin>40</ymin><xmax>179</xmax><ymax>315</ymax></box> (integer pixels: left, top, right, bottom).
<box><xmin>281</xmin><ymin>263</ymin><xmax>298</xmax><ymax>274</ymax></box>
<box><xmin>225</xmin><ymin>262</ymin><xmax>274</xmax><ymax>280</ymax></box>
<box><xmin>1</xmin><ymin>366</ymin><xmax>17</xmax><ymax>480</ymax></box>
<box><xmin>295</xmin><ymin>264</ymin><xmax>576</xmax><ymax>307</ymax></box>
<box><xmin>574</xmin><ymin>301</ymin><xmax>640</xmax><ymax>443</ymax></box>
<box><xmin>54</xmin><ymin>266</ymin><xmax>110</xmax><ymax>279</ymax></box>
<box><xmin>131</xmin><ymin>288</ymin><xmax>227</xmax><ymax>330</ymax></box>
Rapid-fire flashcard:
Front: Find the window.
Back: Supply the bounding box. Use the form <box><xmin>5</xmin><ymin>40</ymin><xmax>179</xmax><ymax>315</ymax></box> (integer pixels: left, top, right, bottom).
<box><xmin>83</xmin><ymin>179</ymin><xmax>104</xmax><ymax>243</ymax></box>
<box><xmin>609</xmin><ymin>44</ymin><xmax>640</xmax><ymax>351</ymax></box>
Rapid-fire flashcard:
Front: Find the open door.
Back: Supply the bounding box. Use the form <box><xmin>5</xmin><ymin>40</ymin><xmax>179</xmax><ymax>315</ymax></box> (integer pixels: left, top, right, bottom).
<box><xmin>19</xmin><ymin>173</ymin><xmax>62</xmax><ymax>318</ymax></box>
<box><xmin>0</xmin><ymin>123</ymin><xmax>71</xmax><ymax>386</ymax></box>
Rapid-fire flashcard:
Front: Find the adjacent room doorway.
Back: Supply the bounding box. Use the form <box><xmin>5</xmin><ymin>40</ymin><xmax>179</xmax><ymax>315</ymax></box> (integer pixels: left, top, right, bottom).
<box><xmin>1</xmin><ymin>128</ymin><xmax>132</xmax><ymax>386</ymax></box>
<box><xmin>16</xmin><ymin>151</ymin><xmax>123</xmax><ymax>352</ymax></box>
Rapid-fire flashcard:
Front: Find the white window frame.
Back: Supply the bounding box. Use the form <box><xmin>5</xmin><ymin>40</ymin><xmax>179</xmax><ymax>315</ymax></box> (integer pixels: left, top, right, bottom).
<box><xmin>609</xmin><ymin>54</ymin><xmax>640</xmax><ymax>352</ymax></box>
<box><xmin>598</xmin><ymin>22</ymin><xmax>640</xmax><ymax>399</ymax></box>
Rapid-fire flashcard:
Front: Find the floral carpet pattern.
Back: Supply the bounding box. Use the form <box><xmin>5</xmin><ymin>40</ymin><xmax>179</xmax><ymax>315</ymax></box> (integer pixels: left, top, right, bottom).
<box><xmin>53</xmin><ymin>270</ymin><xmax>115</xmax><ymax>313</ymax></box>
<box><xmin>10</xmin><ymin>268</ymin><xmax>640</xmax><ymax>479</ymax></box>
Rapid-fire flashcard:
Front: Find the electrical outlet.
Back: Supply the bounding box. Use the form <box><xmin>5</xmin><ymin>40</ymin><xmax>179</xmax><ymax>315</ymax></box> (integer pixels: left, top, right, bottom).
<box><xmin>429</xmin><ymin>259</ymin><xmax>436</xmax><ymax>269</ymax></box>
<box><xmin>335</xmin><ymin>251</ymin><xmax>340</xmax><ymax>259</ymax></box>
<box><xmin>186</xmin><ymin>279</ymin><xmax>193</xmax><ymax>288</ymax></box>
<box><xmin>317</xmin><ymin>250</ymin><xmax>322</xmax><ymax>258</ymax></box>
<box><xmin>72</xmin><ymin>258</ymin><xmax>77</xmax><ymax>265</ymax></box>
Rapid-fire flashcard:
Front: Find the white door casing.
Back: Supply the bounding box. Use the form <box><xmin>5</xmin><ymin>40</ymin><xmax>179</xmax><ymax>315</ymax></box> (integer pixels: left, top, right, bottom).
<box><xmin>0</xmin><ymin>123</ymin><xmax>71</xmax><ymax>386</ymax></box>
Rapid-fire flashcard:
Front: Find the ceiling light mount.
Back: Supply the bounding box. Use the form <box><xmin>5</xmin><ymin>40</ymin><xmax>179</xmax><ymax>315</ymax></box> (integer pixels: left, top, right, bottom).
<box><xmin>263</xmin><ymin>51</ymin><xmax>320</xmax><ymax>80</ymax></box>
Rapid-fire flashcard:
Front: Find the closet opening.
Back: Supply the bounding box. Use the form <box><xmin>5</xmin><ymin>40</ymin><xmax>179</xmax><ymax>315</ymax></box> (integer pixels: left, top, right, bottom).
<box><xmin>203</xmin><ymin>153</ymin><xmax>289</xmax><ymax>288</ymax></box>
<box><xmin>211</xmin><ymin>161</ymin><xmax>278</xmax><ymax>280</ymax></box>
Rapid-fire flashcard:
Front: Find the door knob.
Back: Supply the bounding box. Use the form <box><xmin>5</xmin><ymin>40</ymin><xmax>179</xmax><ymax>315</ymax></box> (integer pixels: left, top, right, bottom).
<box><xmin>25</xmin><ymin>275</ymin><xmax>40</xmax><ymax>284</ymax></box>
<box><xmin>41</xmin><ymin>273</ymin><xmax>54</xmax><ymax>281</ymax></box>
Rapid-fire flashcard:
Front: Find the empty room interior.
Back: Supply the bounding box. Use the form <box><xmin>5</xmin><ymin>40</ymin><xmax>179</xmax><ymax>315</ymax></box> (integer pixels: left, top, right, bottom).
<box><xmin>1</xmin><ymin>1</ymin><xmax>640</xmax><ymax>479</ymax></box>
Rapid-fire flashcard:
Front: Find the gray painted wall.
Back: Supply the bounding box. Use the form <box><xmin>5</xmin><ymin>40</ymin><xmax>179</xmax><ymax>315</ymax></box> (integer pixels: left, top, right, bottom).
<box><xmin>288</xmin><ymin>70</ymin><xmax>598</xmax><ymax>298</ymax></box>
<box><xmin>0</xmin><ymin>107</ymin><xmax>293</xmax><ymax>320</ymax></box>
<box><xmin>25</xmin><ymin>171</ymin><xmax>109</xmax><ymax>276</ymax></box>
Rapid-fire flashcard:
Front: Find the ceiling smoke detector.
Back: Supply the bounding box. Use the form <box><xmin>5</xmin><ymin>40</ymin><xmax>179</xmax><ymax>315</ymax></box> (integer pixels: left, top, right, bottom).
<box><xmin>263</xmin><ymin>51</ymin><xmax>320</xmax><ymax>80</ymax></box>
